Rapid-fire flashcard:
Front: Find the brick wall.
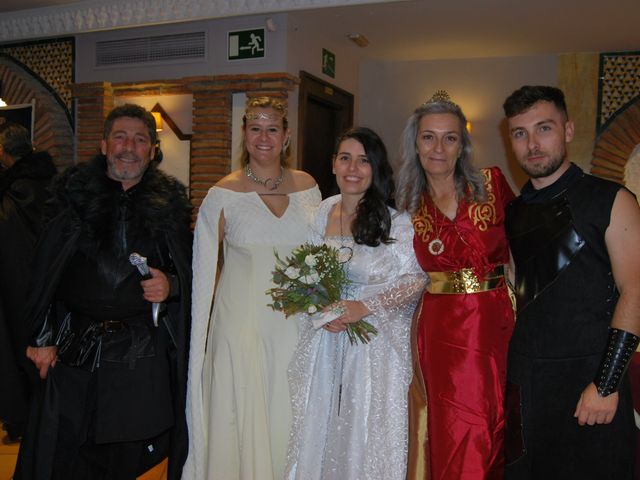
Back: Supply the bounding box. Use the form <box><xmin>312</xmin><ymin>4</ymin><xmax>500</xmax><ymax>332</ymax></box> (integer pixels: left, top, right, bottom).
<box><xmin>71</xmin><ymin>82</ymin><xmax>115</xmax><ymax>164</ymax></box>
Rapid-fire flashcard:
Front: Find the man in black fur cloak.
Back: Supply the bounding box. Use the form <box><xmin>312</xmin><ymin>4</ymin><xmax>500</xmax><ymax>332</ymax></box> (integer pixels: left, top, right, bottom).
<box><xmin>0</xmin><ymin>122</ymin><xmax>56</xmax><ymax>443</ymax></box>
<box><xmin>14</xmin><ymin>104</ymin><xmax>192</xmax><ymax>480</ymax></box>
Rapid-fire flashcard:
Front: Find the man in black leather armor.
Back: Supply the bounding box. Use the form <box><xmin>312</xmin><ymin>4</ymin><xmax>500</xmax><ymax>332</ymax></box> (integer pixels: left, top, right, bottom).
<box><xmin>0</xmin><ymin>122</ymin><xmax>56</xmax><ymax>443</ymax></box>
<box><xmin>15</xmin><ymin>104</ymin><xmax>192</xmax><ymax>480</ymax></box>
<box><xmin>503</xmin><ymin>85</ymin><xmax>640</xmax><ymax>479</ymax></box>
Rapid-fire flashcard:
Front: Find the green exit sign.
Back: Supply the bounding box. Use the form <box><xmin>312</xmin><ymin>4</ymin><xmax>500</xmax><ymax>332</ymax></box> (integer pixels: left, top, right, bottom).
<box><xmin>228</xmin><ymin>28</ymin><xmax>265</xmax><ymax>60</ymax></box>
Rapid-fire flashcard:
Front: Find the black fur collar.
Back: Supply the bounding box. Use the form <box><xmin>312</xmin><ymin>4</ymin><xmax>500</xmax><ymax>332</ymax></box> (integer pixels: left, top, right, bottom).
<box><xmin>49</xmin><ymin>155</ymin><xmax>191</xmax><ymax>241</ymax></box>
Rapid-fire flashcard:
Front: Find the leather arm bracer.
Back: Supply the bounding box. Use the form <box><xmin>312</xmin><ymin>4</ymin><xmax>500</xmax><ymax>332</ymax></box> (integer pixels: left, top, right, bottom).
<box><xmin>594</xmin><ymin>327</ymin><xmax>640</xmax><ymax>397</ymax></box>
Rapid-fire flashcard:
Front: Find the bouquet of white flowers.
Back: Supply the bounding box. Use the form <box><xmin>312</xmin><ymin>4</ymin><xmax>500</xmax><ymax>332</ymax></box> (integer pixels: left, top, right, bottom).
<box><xmin>267</xmin><ymin>243</ymin><xmax>377</xmax><ymax>344</ymax></box>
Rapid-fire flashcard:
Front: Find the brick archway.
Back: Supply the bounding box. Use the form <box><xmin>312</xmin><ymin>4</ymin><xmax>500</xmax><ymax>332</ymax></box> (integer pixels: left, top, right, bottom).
<box><xmin>0</xmin><ymin>56</ymin><xmax>73</xmax><ymax>169</ymax></box>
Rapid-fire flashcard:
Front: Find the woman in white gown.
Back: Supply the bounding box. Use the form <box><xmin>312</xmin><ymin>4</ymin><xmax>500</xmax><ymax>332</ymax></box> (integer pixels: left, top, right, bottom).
<box><xmin>286</xmin><ymin>127</ymin><xmax>427</xmax><ymax>480</ymax></box>
<box><xmin>184</xmin><ymin>97</ymin><xmax>321</xmax><ymax>480</ymax></box>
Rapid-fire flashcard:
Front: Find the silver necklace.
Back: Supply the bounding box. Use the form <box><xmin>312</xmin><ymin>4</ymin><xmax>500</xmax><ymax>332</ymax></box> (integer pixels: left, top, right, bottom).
<box><xmin>338</xmin><ymin>202</ymin><xmax>354</xmax><ymax>263</ymax></box>
<box><xmin>245</xmin><ymin>164</ymin><xmax>284</xmax><ymax>191</ymax></box>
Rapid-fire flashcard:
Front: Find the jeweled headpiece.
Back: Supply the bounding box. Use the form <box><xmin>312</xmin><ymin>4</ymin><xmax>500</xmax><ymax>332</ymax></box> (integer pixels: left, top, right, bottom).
<box><xmin>422</xmin><ymin>90</ymin><xmax>459</xmax><ymax>109</ymax></box>
<box><xmin>245</xmin><ymin>111</ymin><xmax>283</xmax><ymax>121</ymax></box>
<box><xmin>244</xmin><ymin>96</ymin><xmax>288</xmax><ymax>122</ymax></box>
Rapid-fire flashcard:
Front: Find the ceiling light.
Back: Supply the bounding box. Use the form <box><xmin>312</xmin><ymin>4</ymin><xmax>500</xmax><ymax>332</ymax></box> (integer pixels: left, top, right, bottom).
<box><xmin>347</xmin><ymin>33</ymin><xmax>369</xmax><ymax>48</ymax></box>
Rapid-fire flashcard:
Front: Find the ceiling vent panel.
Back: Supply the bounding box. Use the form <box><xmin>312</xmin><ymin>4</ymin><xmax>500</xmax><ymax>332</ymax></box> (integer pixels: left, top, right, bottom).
<box><xmin>96</xmin><ymin>31</ymin><xmax>206</xmax><ymax>66</ymax></box>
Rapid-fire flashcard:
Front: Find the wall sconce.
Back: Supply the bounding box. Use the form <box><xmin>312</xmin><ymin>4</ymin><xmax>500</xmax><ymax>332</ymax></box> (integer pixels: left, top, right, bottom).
<box><xmin>150</xmin><ymin>103</ymin><xmax>192</xmax><ymax>141</ymax></box>
<box><xmin>0</xmin><ymin>80</ymin><xmax>7</xmax><ymax>107</ymax></box>
<box><xmin>466</xmin><ymin>121</ymin><xmax>472</xmax><ymax>133</ymax></box>
<box><xmin>151</xmin><ymin>111</ymin><xmax>163</xmax><ymax>131</ymax></box>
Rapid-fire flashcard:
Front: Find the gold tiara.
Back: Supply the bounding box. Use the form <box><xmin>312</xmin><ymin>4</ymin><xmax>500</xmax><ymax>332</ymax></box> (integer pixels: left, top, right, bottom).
<box><xmin>245</xmin><ymin>111</ymin><xmax>283</xmax><ymax>121</ymax></box>
<box><xmin>423</xmin><ymin>90</ymin><xmax>458</xmax><ymax>108</ymax></box>
<box><xmin>244</xmin><ymin>96</ymin><xmax>287</xmax><ymax>120</ymax></box>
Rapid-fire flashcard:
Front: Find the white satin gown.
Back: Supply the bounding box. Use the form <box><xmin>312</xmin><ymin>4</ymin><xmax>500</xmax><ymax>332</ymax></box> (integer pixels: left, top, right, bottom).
<box><xmin>184</xmin><ymin>185</ymin><xmax>321</xmax><ymax>480</ymax></box>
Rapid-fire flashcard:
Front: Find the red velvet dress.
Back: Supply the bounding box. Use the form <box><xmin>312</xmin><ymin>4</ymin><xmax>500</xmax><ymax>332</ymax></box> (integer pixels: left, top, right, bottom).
<box><xmin>413</xmin><ymin>167</ymin><xmax>515</xmax><ymax>480</ymax></box>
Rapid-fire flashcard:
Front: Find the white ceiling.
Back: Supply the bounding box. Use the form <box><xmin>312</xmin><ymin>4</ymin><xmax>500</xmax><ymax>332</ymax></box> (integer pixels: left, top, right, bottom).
<box><xmin>1</xmin><ymin>0</ymin><xmax>639</xmax><ymax>61</ymax></box>
<box><xmin>292</xmin><ymin>0</ymin><xmax>640</xmax><ymax>61</ymax></box>
<box><xmin>0</xmin><ymin>0</ymin><xmax>85</xmax><ymax>12</ymax></box>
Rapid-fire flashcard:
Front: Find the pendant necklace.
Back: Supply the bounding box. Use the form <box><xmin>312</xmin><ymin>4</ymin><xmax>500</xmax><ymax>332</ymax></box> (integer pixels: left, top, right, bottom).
<box><xmin>245</xmin><ymin>164</ymin><xmax>284</xmax><ymax>191</ymax></box>
<box><xmin>427</xmin><ymin>202</ymin><xmax>445</xmax><ymax>256</ymax></box>
<box><xmin>338</xmin><ymin>202</ymin><xmax>354</xmax><ymax>263</ymax></box>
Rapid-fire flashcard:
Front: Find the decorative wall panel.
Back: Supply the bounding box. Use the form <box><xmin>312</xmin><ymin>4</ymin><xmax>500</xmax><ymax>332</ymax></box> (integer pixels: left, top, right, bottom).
<box><xmin>596</xmin><ymin>51</ymin><xmax>640</xmax><ymax>133</ymax></box>
<box><xmin>592</xmin><ymin>51</ymin><xmax>640</xmax><ymax>183</ymax></box>
<box><xmin>0</xmin><ymin>37</ymin><xmax>74</xmax><ymax>124</ymax></box>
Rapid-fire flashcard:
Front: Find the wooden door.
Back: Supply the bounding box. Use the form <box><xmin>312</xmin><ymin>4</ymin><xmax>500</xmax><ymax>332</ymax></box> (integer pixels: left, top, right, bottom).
<box><xmin>297</xmin><ymin>71</ymin><xmax>354</xmax><ymax>198</ymax></box>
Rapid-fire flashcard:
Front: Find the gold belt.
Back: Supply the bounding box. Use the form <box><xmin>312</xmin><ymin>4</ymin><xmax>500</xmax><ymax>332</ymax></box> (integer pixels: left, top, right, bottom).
<box><xmin>427</xmin><ymin>265</ymin><xmax>506</xmax><ymax>294</ymax></box>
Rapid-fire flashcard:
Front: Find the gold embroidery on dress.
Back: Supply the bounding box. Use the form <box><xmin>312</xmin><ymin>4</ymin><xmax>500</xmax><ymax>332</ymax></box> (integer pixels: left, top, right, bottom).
<box><xmin>412</xmin><ymin>198</ymin><xmax>436</xmax><ymax>243</ymax></box>
<box><xmin>468</xmin><ymin>169</ymin><xmax>497</xmax><ymax>231</ymax></box>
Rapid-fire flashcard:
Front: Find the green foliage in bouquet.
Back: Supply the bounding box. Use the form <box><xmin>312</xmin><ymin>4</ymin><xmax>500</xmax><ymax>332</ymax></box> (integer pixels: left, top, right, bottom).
<box><xmin>268</xmin><ymin>243</ymin><xmax>347</xmax><ymax>316</ymax></box>
<box><xmin>267</xmin><ymin>243</ymin><xmax>378</xmax><ymax>344</ymax></box>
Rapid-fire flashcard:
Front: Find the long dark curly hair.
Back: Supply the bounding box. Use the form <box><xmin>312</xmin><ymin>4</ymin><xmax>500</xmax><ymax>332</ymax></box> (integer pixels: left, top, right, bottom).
<box><xmin>335</xmin><ymin>127</ymin><xmax>395</xmax><ymax>246</ymax></box>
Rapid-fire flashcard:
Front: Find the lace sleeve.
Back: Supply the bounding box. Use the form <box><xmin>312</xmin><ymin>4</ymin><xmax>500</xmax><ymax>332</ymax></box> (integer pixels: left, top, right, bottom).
<box><xmin>361</xmin><ymin>272</ymin><xmax>427</xmax><ymax>319</ymax></box>
<box><xmin>360</xmin><ymin>212</ymin><xmax>428</xmax><ymax>318</ymax></box>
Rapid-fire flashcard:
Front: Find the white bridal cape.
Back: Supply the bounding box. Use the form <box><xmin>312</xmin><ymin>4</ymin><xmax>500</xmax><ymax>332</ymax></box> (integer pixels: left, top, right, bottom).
<box><xmin>183</xmin><ymin>186</ymin><xmax>320</xmax><ymax>480</ymax></box>
<box><xmin>286</xmin><ymin>195</ymin><xmax>427</xmax><ymax>480</ymax></box>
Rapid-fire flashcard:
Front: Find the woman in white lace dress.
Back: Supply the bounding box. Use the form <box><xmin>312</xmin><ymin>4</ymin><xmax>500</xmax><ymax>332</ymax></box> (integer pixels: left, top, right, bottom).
<box><xmin>286</xmin><ymin>127</ymin><xmax>427</xmax><ymax>480</ymax></box>
<box><xmin>183</xmin><ymin>97</ymin><xmax>321</xmax><ymax>480</ymax></box>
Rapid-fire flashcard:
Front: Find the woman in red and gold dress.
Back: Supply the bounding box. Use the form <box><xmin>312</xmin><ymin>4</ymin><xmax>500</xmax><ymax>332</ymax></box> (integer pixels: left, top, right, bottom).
<box><xmin>396</xmin><ymin>91</ymin><xmax>515</xmax><ymax>480</ymax></box>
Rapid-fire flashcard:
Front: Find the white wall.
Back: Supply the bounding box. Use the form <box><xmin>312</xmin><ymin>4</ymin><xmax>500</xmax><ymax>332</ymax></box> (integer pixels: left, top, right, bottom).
<box><xmin>231</xmin><ymin>92</ymin><xmax>247</xmax><ymax>172</ymax></box>
<box><xmin>285</xmin><ymin>12</ymin><xmax>362</xmax><ymax>99</ymax></box>
<box><xmin>625</xmin><ymin>144</ymin><xmax>640</xmax><ymax>197</ymax></box>
<box><xmin>284</xmin><ymin>11</ymin><xmax>365</xmax><ymax>167</ymax></box>
<box><xmin>358</xmin><ymin>55</ymin><xmax>558</xmax><ymax>191</ymax></box>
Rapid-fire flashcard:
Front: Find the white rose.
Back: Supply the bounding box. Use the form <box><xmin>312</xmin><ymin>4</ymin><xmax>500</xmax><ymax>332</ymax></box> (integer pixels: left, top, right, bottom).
<box><xmin>307</xmin><ymin>305</ymin><xmax>318</xmax><ymax>314</ymax></box>
<box><xmin>300</xmin><ymin>273</ymin><xmax>319</xmax><ymax>284</ymax></box>
<box><xmin>284</xmin><ymin>266</ymin><xmax>300</xmax><ymax>279</ymax></box>
<box><xmin>305</xmin><ymin>254</ymin><xmax>318</xmax><ymax>267</ymax></box>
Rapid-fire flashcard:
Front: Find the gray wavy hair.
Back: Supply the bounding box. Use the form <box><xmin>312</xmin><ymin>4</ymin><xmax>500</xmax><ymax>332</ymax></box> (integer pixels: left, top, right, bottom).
<box><xmin>395</xmin><ymin>98</ymin><xmax>486</xmax><ymax>214</ymax></box>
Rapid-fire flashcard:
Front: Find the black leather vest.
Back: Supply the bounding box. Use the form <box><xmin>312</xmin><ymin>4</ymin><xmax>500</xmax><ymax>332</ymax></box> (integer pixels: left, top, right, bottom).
<box><xmin>505</xmin><ymin>169</ymin><xmax>622</xmax><ymax>358</ymax></box>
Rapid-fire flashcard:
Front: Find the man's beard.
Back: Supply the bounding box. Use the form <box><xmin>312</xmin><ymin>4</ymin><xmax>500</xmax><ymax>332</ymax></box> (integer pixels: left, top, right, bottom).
<box><xmin>521</xmin><ymin>150</ymin><xmax>566</xmax><ymax>179</ymax></box>
<box><xmin>107</xmin><ymin>153</ymin><xmax>146</xmax><ymax>182</ymax></box>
